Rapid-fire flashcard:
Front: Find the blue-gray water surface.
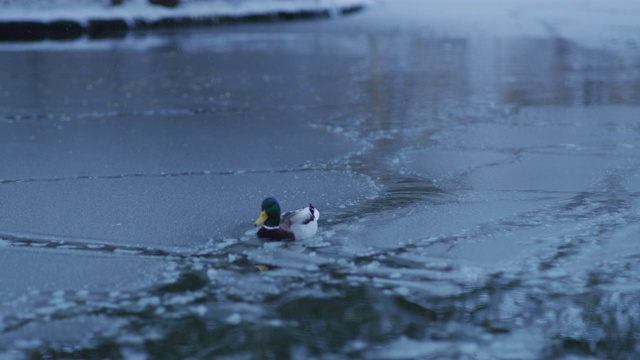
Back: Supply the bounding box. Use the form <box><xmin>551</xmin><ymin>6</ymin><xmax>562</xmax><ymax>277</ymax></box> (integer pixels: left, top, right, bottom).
<box><xmin>1</xmin><ymin>1</ymin><xmax>640</xmax><ymax>359</ymax></box>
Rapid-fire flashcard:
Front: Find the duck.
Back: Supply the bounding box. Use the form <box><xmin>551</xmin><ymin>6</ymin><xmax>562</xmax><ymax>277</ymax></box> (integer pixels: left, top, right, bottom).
<box><xmin>254</xmin><ymin>197</ymin><xmax>319</xmax><ymax>241</ymax></box>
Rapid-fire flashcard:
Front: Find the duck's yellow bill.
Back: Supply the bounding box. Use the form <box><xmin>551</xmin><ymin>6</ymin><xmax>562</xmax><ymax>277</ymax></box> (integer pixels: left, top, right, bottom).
<box><xmin>254</xmin><ymin>210</ymin><xmax>268</xmax><ymax>226</ymax></box>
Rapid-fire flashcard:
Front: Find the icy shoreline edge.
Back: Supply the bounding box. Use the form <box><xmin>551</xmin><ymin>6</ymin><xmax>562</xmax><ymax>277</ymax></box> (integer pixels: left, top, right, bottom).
<box><xmin>0</xmin><ymin>1</ymin><xmax>367</xmax><ymax>42</ymax></box>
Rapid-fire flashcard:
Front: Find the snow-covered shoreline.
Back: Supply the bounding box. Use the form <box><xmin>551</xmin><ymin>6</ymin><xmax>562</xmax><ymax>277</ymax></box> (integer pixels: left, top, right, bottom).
<box><xmin>0</xmin><ymin>0</ymin><xmax>370</xmax><ymax>41</ymax></box>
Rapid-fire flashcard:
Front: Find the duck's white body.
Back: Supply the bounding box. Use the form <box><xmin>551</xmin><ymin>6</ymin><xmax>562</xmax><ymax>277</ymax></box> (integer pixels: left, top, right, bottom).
<box><xmin>280</xmin><ymin>205</ymin><xmax>319</xmax><ymax>240</ymax></box>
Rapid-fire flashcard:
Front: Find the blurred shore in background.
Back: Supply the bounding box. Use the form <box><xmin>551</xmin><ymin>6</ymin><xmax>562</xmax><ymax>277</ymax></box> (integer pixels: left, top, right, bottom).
<box><xmin>0</xmin><ymin>0</ymin><xmax>369</xmax><ymax>41</ymax></box>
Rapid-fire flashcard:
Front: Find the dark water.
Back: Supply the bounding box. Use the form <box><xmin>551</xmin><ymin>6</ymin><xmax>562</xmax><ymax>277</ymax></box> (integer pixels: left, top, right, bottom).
<box><xmin>2</xmin><ymin>1</ymin><xmax>640</xmax><ymax>359</ymax></box>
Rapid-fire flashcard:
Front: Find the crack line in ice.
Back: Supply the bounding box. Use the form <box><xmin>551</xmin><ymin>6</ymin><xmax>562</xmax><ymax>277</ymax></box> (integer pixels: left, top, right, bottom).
<box><xmin>0</xmin><ymin>232</ymin><xmax>186</xmax><ymax>258</ymax></box>
<box><xmin>0</xmin><ymin>108</ymin><xmax>246</xmax><ymax>123</ymax></box>
<box><xmin>0</xmin><ymin>103</ymin><xmax>352</xmax><ymax>124</ymax></box>
<box><xmin>0</xmin><ymin>233</ymin><xmax>249</xmax><ymax>265</ymax></box>
<box><xmin>0</xmin><ymin>166</ymin><xmax>339</xmax><ymax>186</ymax></box>
<box><xmin>0</xmin><ymin>232</ymin><xmax>264</xmax><ymax>267</ymax></box>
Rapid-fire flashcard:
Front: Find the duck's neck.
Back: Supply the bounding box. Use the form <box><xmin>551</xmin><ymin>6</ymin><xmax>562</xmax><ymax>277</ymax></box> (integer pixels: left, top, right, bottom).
<box><xmin>262</xmin><ymin>225</ymin><xmax>279</xmax><ymax>230</ymax></box>
<box><xmin>264</xmin><ymin>211</ymin><xmax>280</xmax><ymax>227</ymax></box>
<box><xmin>257</xmin><ymin>225</ymin><xmax>295</xmax><ymax>241</ymax></box>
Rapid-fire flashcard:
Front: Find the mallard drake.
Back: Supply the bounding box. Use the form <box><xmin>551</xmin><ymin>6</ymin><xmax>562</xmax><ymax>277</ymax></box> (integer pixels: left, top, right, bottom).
<box><xmin>254</xmin><ymin>197</ymin><xmax>319</xmax><ymax>241</ymax></box>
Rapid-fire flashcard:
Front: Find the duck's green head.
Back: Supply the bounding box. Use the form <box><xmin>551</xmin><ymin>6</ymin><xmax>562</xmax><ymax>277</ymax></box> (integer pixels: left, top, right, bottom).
<box><xmin>255</xmin><ymin>197</ymin><xmax>281</xmax><ymax>227</ymax></box>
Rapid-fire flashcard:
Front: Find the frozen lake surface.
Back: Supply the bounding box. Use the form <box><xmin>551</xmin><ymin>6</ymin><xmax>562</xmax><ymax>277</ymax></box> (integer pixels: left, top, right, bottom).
<box><xmin>2</xmin><ymin>0</ymin><xmax>640</xmax><ymax>358</ymax></box>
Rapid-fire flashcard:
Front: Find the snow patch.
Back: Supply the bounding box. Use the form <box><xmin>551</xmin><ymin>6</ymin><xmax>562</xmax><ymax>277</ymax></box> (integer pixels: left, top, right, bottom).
<box><xmin>0</xmin><ymin>0</ymin><xmax>371</xmax><ymax>23</ymax></box>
